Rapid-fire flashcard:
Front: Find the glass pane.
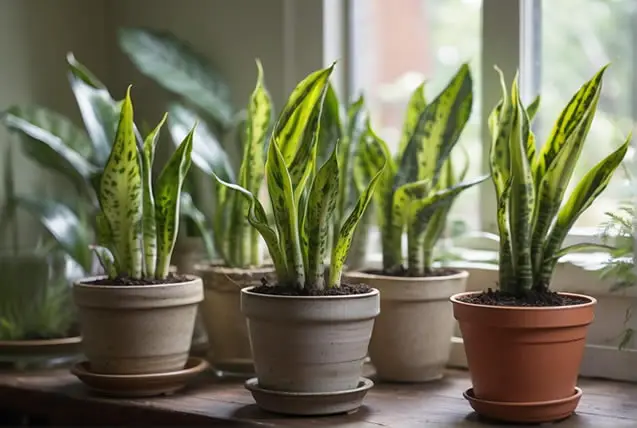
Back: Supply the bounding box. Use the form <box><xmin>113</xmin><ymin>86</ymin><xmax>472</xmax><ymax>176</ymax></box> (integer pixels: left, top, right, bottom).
<box><xmin>530</xmin><ymin>0</ymin><xmax>636</xmax><ymax>229</ymax></box>
<box><xmin>349</xmin><ymin>0</ymin><xmax>483</xmax><ymax>235</ymax></box>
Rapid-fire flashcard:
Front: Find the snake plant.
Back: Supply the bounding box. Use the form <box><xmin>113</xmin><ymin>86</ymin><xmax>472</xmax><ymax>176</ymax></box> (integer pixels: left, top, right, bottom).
<box><xmin>90</xmin><ymin>87</ymin><xmax>195</xmax><ymax>280</ymax></box>
<box><xmin>358</xmin><ymin>63</ymin><xmax>489</xmax><ymax>277</ymax></box>
<box><xmin>489</xmin><ymin>65</ymin><xmax>630</xmax><ymax>295</ymax></box>
<box><xmin>213</xmin><ymin>64</ymin><xmax>385</xmax><ymax>290</ymax></box>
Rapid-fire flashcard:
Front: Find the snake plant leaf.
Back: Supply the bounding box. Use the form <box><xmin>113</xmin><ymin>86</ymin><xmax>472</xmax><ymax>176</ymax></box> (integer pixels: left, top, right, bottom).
<box><xmin>140</xmin><ymin>113</ymin><xmax>167</xmax><ymax>277</ymax></box>
<box><xmin>167</xmin><ymin>103</ymin><xmax>235</xmax><ymax>182</ymax></box>
<box><xmin>99</xmin><ymin>86</ymin><xmax>143</xmax><ymax>278</ymax></box>
<box><xmin>67</xmin><ymin>53</ymin><xmax>120</xmax><ymax>166</ymax></box>
<box><xmin>266</xmin><ymin>138</ymin><xmax>304</xmax><ymax>287</ymax></box>
<box><xmin>545</xmin><ymin>242</ymin><xmax>616</xmax><ymax>262</ymax></box>
<box><xmin>211</xmin><ymin>173</ymin><xmax>287</xmax><ymax>281</ymax></box>
<box><xmin>90</xmin><ymin>244</ymin><xmax>117</xmax><ymax>278</ymax></box>
<box><xmin>15</xmin><ymin>196</ymin><xmax>93</xmax><ymax>274</ymax></box>
<box><xmin>180</xmin><ymin>192</ymin><xmax>215</xmax><ymax>261</ymax></box>
<box><xmin>338</xmin><ymin>96</ymin><xmax>368</xmax><ymax>218</ymax></box>
<box><xmin>154</xmin><ymin>126</ymin><xmax>195</xmax><ymax>278</ymax></box>
<box><xmin>329</xmin><ymin>159</ymin><xmax>386</xmax><ymax>288</ymax></box>
<box><xmin>526</xmin><ymin>95</ymin><xmax>541</xmax><ymax>122</ymax></box>
<box><xmin>304</xmin><ymin>144</ymin><xmax>340</xmax><ymax>289</ymax></box>
<box><xmin>273</xmin><ymin>63</ymin><xmax>335</xmax><ymax>166</ymax></box>
<box><xmin>118</xmin><ymin>27</ymin><xmax>234</xmax><ymax>128</ymax></box>
<box><xmin>490</xmin><ymin>67</ymin><xmax>514</xmax><ymax>197</ymax></box>
<box><xmin>212</xmin><ymin>183</ymin><xmax>230</xmax><ymax>264</ymax></box>
<box><xmin>540</xmin><ymin>135</ymin><xmax>630</xmax><ymax>283</ymax></box>
<box><xmin>318</xmin><ymin>83</ymin><xmax>343</xmax><ymax>164</ymax></box>
<box><xmin>397</xmin><ymin>82</ymin><xmax>426</xmax><ymax>160</ymax></box>
<box><xmin>2</xmin><ymin>109</ymin><xmax>99</xmax><ymax>202</ymax></box>
<box><xmin>496</xmin><ymin>176</ymin><xmax>514</xmax><ymax>290</ymax></box>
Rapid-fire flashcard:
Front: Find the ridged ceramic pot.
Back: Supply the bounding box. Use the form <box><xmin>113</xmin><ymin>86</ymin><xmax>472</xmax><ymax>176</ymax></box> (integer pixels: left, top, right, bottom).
<box><xmin>451</xmin><ymin>291</ymin><xmax>596</xmax><ymax>423</ymax></box>
<box><xmin>196</xmin><ymin>264</ymin><xmax>275</xmax><ymax>376</ymax></box>
<box><xmin>73</xmin><ymin>275</ymin><xmax>204</xmax><ymax>375</ymax></box>
<box><xmin>242</xmin><ymin>286</ymin><xmax>380</xmax><ymax>393</ymax></box>
<box><xmin>343</xmin><ymin>269</ymin><xmax>468</xmax><ymax>382</ymax></box>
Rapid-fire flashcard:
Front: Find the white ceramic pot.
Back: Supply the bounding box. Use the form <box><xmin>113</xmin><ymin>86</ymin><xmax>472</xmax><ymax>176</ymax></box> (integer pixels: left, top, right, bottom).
<box><xmin>241</xmin><ymin>286</ymin><xmax>380</xmax><ymax>393</ymax></box>
<box><xmin>196</xmin><ymin>264</ymin><xmax>275</xmax><ymax>375</ymax></box>
<box><xmin>73</xmin><ymin>275</ymin><xmax>203</xmax><ymax>375</ymax></box>
<box><xmin>343</xmin><ymin>270</ymin><xmax>468</xmax><ymax>382</ymax></box>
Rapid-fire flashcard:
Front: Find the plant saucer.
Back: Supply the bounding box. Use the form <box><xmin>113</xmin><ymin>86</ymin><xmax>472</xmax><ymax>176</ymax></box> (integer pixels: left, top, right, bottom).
<box><xmin>463</xmin><ymin>387</ymin><xmax>582</xmax><ymax>424</ymax></box>
<box><xmin>0</xmin><ymin>336</ymin><xmax>83</xmax><ymax>369</ymax></box>
<box><xmin>71</xmin><ymin>356</ymin><xmax>209</xmax><ymax>398</ymax></box>
<box><xmin>245</xmin><ymin>377</ymin><xmax>374</xmax><ymax>416</ymax></box>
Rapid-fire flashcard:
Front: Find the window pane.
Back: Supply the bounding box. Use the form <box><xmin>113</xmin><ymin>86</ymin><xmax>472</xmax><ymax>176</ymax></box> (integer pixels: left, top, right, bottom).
<box><xmin>529</xmin><ymin>0</ymin><xmax>636</xmax><ymax>229</ymax></box>
<box><xmin>349</xmin><ymin>0</ymin><xmax>483</xmax><ymax>235</ymax></box>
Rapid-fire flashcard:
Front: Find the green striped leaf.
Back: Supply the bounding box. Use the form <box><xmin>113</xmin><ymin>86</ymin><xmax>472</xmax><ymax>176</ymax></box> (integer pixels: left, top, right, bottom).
<box><xmin>140</xmin><ymin>113</ymin><xmax>167</xmax><ymax>277</ymax></box>
<box><xmin>318</xmin><ymin>83</ymin><xmax>343</xmax><ymax>165</ymax></box>
<box><xmin>329</xmin><ymin>159</ymin><xmax>386</xmax><ymax>288</ymax></box>
<box><xmin>490</xmin><ymin>67</ymin><xmax>514</xmax><ymax>198</ymax></box>
<box><xmin>180</xmin><ymin>192</ymin><xmax>216</xmax><ymax>261</ymax></box>
<box><xmin>304</xmin><ymin>144</ymin><xmax>340</xmax><ymax>289</ymax></box>
<box><xmin>396</xmin><ymin>82</ymin><xmax>426</xmax><ymax>160</ymax></box>
<box><xmin>98</xmin><ymin>87</ymin><xmax>143</xmax><ymax>277</ymax></box>
<box><xmin>526</xmin><ymin>95</ymin><xmax>541</xmax><ymax>122</ymax></box>
<box><xmin>266</xmin><ymin>138</ymin><xmax>304</xmax><ymax>287</ymax></box>
<box><xmin>154</xmin><ymin>125</ymin><xmax>194</xmax><ymax>278</ymax></box>
<box><xmin>90</xmin><ymin>245</ymin><xmax>117</xmax><ymax>278</ymax></box>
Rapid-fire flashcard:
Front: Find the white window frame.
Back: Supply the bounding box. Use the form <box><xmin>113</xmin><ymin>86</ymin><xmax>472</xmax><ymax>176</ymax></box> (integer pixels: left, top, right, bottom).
<box><xmin>314</xmin><ymin>0</ymin><xmax>637</xmax><ymax>382</ymax></box>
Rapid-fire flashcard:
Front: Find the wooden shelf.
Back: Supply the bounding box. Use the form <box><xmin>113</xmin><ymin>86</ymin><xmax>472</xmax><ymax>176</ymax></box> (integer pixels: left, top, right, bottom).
<box><xmin>0</xmin><ymin>367</ymin><xmax>636</xmax><ymax>426</ymax></box>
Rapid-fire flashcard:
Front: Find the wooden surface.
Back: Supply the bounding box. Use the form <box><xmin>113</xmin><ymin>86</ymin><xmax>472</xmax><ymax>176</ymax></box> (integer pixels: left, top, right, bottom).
<box><xmin>0</xmin><ymin>367</ymin><xmax>636</xmax><ymax>427</ymax></box>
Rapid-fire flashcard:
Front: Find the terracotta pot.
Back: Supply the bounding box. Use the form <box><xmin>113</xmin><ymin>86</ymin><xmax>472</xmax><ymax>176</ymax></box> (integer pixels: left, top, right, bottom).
<box><xmin>241</xmin><ymin>285</ymin><xmax>380</xmax><ymax>393</ymax></box>
<box><xmin>73</xmin><ymin>275</ymin><xmax>203</xmax><ymax>375</ymax></box>
<box><xmin>451</xmin><ymin>291</ymin><xmax>596</xmax><ymax>423</ymax></box>
<box><xmin>344</xmin><ymin>269</ymin><xmax>468</xmax><ymax>382</ymax></box>
<box><xmin>196</xmin><ymin>263</ymin><xmax>275</xmax><ymax>375</ymax></box>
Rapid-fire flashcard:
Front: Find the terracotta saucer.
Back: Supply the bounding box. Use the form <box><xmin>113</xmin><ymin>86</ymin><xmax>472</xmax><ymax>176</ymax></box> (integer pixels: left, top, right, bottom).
<box><xmin>0</xmin><ymin>336</ymin><xmax>83</xmax><ymax>369</ymax></box>
<box><xmin>245</xmin><ymin>377</ymin><xmax>374</xmax><ymax>416</ymax></box>
<box><xmin>463</xmin><ymin>387</ymin><xmax>583</xmax><ymax>423</ymax></box>
<box><xmin>71</xmin><ymin>356</ymin><xmax>209</xmax><ymax>398</ymax></box>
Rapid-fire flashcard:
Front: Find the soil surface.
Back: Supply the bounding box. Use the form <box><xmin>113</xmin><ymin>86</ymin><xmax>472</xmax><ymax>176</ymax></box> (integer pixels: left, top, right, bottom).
<box><xmin>367</xmin><ymin>266</ymin><xmax>461</xmax><ymax>278</ymax></box>
<box><xmin>83</xmin><ymin>273</ymin><xmax>190</xmax><ymax>286</ymax></box>
<box><xmin>459</xmin><ymin>288</ymin><xmax>590</xmax><ymax>307</ymax></box>
<box><xmin>251</xmin><ymin>279</ymin><xmax>372</xmax><ymax>296</ymax></box>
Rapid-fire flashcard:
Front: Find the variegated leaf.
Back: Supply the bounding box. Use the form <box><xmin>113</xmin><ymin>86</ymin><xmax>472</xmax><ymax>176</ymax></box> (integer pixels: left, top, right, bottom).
<box><xmin>397</xmin><ymin>82</ymin><xmax>426</xmax><ymax>160</ymax></box>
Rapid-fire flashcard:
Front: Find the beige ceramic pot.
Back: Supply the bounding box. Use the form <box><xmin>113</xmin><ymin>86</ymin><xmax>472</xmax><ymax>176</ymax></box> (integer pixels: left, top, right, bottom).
<box><xmin>343</xmin><ymin>269</ymin><xmax>468</xmax><ymax>382</ymax></box>
<box><xmin>196</xmin><ymin>263</ymin><xmax>275</xmax><ymax>375</ymax></box>
<box><xmin>242</xmin><ymin>285</ymin><xmax>380</xmax><ymax>393</ymax></box>
<box><xmin>73</xmin><ymin>275</ymin><xmax>203</xmax><ymax>375</ymax></box>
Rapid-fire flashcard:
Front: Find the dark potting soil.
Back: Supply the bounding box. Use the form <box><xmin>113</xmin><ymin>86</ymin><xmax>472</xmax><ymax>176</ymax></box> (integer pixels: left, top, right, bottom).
<box><xmin>367</xmin><ymin>266</ymin><xmax>461</xmax><ymax>278</ymax></box>
<box><xmin>251</xmin><ymin>278</ymin><xmax>372</xmax><ymax>296</ymax></box>
<box><xmin>459</xmin><ymin>288</ymin><xmax>590</xmax><ymax>307</ymax></box>
<box><xmin>83</xmin><ymin>273</ymin><xmax>190</xmax><ymax>286</ymax></box>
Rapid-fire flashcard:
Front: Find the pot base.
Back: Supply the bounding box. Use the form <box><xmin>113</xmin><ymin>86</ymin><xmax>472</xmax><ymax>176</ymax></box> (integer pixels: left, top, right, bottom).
<box><xmin>463</xmin><ymin>387</ymin><xmax>582</xmax><ymax>423</ymax></box>
<box><xmin>71</xmin><ymin>357</ymin><xmax>209</xmax><ymax>398</ymax></box>
<box><xmin>245</xmin><ymin>377</ymin><xmax>374</xmax><ymax>416</ymax></box>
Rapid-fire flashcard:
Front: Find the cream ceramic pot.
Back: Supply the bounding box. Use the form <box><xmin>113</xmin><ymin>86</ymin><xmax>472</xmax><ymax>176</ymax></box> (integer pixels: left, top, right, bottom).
<box><xmin>73</xmin><ymin>275</ymin><xmax>203</xmax><ymax>375</ymax></box>
<box><xmin>343</xmin><ymin>270</ymin><xmax>468</xmax><ymax>382</ymax></box>
<box><xmin>241</xmin><ymin>286</ymin><xmax>380</xmax><ymax>393</ymax></box>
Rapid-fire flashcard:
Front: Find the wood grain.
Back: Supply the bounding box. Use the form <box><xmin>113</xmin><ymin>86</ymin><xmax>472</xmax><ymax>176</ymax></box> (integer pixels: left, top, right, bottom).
<box><xmin>0</xmin><ymin>368</ymin><xmax>636</xmax><ymax>426</ymax></box>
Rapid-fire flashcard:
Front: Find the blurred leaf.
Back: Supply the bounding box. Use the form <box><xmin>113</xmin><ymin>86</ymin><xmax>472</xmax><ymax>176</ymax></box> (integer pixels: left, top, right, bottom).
<box><xmin>118</xmin><ymin>27</ymin><xmax>234</xmax><ymax>128</ymax></box>
<box><xmin>167</xmin><ymin>102</ymin><xmax>235</xmax><ymax>182</ymax></box>
<box><xmin>180</xmin><ymin>192</ymin><xmax>215</xmax><ymax>260</ymax></box>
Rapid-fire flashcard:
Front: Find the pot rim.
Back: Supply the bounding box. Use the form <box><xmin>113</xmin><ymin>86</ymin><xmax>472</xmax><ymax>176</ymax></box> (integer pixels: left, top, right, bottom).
<box><xmin>194</xmin><ymin>262</ymin><xmax>275</xmax><ymax>274</ymax></box>
<box><xmin>241</xmin><ymin>285</ymin><xmax>379</xmax><ymax>300</ymax></box>
<box><xmin>74</xmin><ymin>274</ymin><xmax>202</xmax><ymax>291</ymax></box>
<box><xmin>450</xmin><ymin>290</ymin><xmax>597</xmax><ymax>310</ymax></box>
<box><xmin>0</xmin><ymin>336</ymin><xmax>82</xmax><ymax>347</ymax></box>
<box><xmin>344</xmin><ymin>268</ymin><xmax>469</xmax><ymax>282</ymax></box>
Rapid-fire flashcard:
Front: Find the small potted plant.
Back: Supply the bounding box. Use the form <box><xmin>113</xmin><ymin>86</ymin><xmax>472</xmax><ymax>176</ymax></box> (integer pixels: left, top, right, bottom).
<box><xmin>343</xmin><ymin>64</ymin><xmax>488</xmax><ymax>382</ymax></box>
<box><xmin>213</xmin><ymin>63</ymin><xmax>385</xmax><ymax>416</ymax></box>
<box><xmin>450</xmin><ymin>65</ymin><xmax>629</xmax><ymax>423</ymax></box>
<box><xmin>72</xmin><ymin>87</ymin><xmax>205</xmax><ymax>385</ymax></box>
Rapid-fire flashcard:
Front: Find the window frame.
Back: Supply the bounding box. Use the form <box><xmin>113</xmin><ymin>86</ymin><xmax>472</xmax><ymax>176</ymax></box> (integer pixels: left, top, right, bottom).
<box><xmin>319</xmin><ymin>0</ymin><xmax>637</xmax><ymax>381</ymax></box>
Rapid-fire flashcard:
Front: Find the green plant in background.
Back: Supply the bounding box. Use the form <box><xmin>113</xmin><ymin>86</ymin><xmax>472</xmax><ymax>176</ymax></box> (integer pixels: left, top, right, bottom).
<box><xmin>90</xmin><ymin>87</ymin><xmax>195</xmax><ymax>280</ymax></box>
<box><xmin>1</xmin><ymin>53</ymin><xmax>127</xmax><ymax>276</ymax></box>
<box><xmin>488</xmin><ymin>65</ymin><xmax>629</xmax><ymax>295</ymax></box>
<box><xmin>214</xmin><ymin>64</ymin><xmax>385</xmax><ymax>290</ymax></box>
<box><xmin>357</xmin><ymin>64</ymin><xmax>489</xmax><ymax>277</ymax></box>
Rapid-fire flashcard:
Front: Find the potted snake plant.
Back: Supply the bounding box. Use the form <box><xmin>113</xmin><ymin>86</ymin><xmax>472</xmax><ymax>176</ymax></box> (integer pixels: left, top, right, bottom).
<box><xmin>72</xmin><ymin>87</ymin><xmax>204</xmax><ymax>381</ymax></box>
<box><xmin>343</xmin><ymin>64</ymin><xmax>489</xmax><ymax>382</ymax></box>
<box><xmin>212</xmin><ymin>63</ymin><xmax>385</xmax><ymax>416</ymax></box>
<box><xmin>451</xmin><ymin>65</ymin><xmax>629</xmax><ymax>423</ymax></box>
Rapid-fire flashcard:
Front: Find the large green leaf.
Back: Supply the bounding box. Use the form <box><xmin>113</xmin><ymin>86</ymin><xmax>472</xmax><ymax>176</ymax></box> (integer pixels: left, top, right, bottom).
<box><xmin>15</xmin><ymin>196</ymin><xmax>93</xmax><ymax>274</ymax></box>
<box><xmin>118</xmin><ymin>27</ymin><xmax>234</xmax><ymax>128</ymax></box>
<box><xmin>98</xmin><ymin>87</ymin><xmax>143</xmax><ymax>278</ymax></box>
<box><xmin>317</xmin><ymin>83</ymin><xmax>343</xmax><ymax>164</ymax></box>
<box><xmin>397</xmin><ymin>82</ymin><xmax>426</xmax><ymax>160</ymax></box>
<box><xmin>154</xmin><ymin>126</ymin><xmax>194</xmax><ymax>278</ymax></box>
<box><xmin>67</xmin><ymin>53</ymin><xmax>121</xmax><ymax>166</ymax></box>
<box><xmin>303</xmin><ymin>144</ymin><xmax>340</xmax><ymax>289</ymax></box>
<box><xmin>180</xmin><ymin>192</ymin><xmax>215</xmax><ymax>261</ymax></box>
<box><xmin>167</xmin><ymin>103</ymin><xmax>235</xmax><ymax>182</ymax></box>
